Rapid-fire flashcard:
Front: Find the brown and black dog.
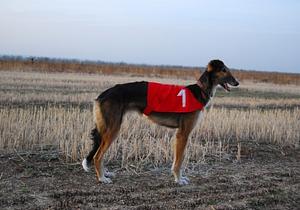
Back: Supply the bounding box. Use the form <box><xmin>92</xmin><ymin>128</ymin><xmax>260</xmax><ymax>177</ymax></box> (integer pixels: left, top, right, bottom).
<box><xmin>82</xmin><ymin>60</ymin><xmax>239</xmax><ymax>185</ymax></box>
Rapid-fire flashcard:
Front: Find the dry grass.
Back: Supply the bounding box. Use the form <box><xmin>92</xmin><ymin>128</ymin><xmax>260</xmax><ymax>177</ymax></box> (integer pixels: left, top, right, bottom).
<box><xmin>0</xmin><ymin>107</ymin><xmax>298</xmax><ymax>167</ymax></box>
<box><xmin>0</xmin><ymin>70</ymin><xmax>299</xmax><ymax>169</ymax></box>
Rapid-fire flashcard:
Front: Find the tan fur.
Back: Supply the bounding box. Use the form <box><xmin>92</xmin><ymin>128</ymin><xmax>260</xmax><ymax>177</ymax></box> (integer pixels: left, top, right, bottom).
<box><xmin>93</xmin><ymin>100</ymin><xmax>122</xmax><ymax>182</ymax></box>
<box><xmin>207</xmin><ymin>64</ymin><xmax>213</xmax><ymax>72</ymax></box>
<box><xmin>93</xmin><ymin>100</ymin><xmax>106</xmax><ymax>133</ymax></box>
<box><xmin>172</xmin><ymin>111</ymin><xmax>199</xmax><ymax>182</ymax></box>
<box><xmin>94</xmin><ymin>129</ymin><xmax>117</xmax><ymax>182</ymax></box>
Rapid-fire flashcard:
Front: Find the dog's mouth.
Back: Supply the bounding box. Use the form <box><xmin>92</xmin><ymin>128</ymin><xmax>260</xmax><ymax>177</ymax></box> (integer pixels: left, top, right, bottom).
<box><xmin>220</xmin><ymin>83</ymin><xmax>231</xmax><ymax>92</ymax></box>
<box><xmin>220</xmin><ymin>79</ymin><xmax>239</xmax><ymax>92</ymax></box>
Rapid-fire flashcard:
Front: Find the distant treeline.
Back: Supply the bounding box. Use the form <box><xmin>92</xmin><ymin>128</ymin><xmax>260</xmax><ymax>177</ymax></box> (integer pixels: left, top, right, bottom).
<box><xmin>0</xmin><ymin>55</ymin><xmax>299</xmax><ymax>85</ymax></box>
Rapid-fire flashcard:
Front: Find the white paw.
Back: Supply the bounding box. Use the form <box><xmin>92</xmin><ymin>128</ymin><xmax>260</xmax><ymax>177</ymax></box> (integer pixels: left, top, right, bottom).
<box><xmin>99</xmin><ymin>176</ymin><xmax>112</xmax><ymax>184</ymax></box>
<box><xmin>181</xmin><ymin>176</ymin><xmax>190</xmax><ymax>182</ymax></box>
<box><xmin>82</xmin><ymin>158</ymin><xmax>90</xmax><ymax>172</ymax></box>
<box><xmin>175</xmin><ymin>176</ymin><xmax>190</xmax><ymax>185</ymax></box>
<box><xmin>104</xmin><ymin>171</ymin><xmax>115</xmax><ymax>178</ymax></box>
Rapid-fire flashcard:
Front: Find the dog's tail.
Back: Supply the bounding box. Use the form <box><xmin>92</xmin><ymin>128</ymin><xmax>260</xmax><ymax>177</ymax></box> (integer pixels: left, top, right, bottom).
<box><xmin>82</xmin><ymin>100</ymin><xmax>105</xmax><ymax>171</ymax></box>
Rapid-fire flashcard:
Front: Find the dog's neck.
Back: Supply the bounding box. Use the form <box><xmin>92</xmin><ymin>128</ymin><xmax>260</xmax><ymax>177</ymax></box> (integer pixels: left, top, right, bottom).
<box><xmin>186</xmin><ymin>70</ymin><xmax>217</xmax><ymax>106</ymax></box>
<box><xmin>197</xmin><ymin>71</ymin><xmax>217</xmax><ymax>101</ymax></box>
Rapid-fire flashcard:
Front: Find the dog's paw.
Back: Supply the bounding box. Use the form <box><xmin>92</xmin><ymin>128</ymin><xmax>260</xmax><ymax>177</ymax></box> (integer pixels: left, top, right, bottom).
<box><xmin>175</xmin><ymin>176</ymin><xmax>190</xmax><ymax>185</ymax></box>
<box><xmin>99</xmin><ymin>176</ymin><xmax>112</xmax><ymax>184</ymax></box>
<box><xmin>104</xmin><ymin>170</ymin><xmax>115</xmax><ymax>178</ymax></box>
<box><xmin>82</xmin><ymin>158</ymin><xmax>91</xmax><ymax>172</ymax></box>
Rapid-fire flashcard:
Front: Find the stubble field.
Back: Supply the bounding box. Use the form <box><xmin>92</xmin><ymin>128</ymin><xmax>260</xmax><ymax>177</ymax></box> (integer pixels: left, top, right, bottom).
<box><xmin>0</xmin><ymin>70</ymin><xmax>299</xmax><ymax>209</ymax></box>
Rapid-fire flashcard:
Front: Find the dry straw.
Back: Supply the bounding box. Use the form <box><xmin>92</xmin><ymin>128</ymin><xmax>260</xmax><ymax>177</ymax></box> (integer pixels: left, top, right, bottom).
<box><xmin>1</xmin><ymin>107</ymin><xmax>298</xmax><ymax>168</ymax></box>
<box><xmin>0</xmin><ymin>70</ymin><xmax>299</xmax><ymax>169</ymax></box>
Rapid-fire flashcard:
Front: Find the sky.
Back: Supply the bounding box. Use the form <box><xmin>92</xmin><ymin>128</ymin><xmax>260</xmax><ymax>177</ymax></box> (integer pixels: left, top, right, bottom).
<box><xmin>1</xmin><ymin>0</ymin><xmax>300</xmax><ymax>73</ymax></box>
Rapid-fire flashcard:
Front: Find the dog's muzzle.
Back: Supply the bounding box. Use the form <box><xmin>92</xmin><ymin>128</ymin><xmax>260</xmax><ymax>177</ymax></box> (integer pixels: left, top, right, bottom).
<box><xmin>220</xmin><ymin>77</ymin><xmax>239</xmax><ymax>92</ymax></box>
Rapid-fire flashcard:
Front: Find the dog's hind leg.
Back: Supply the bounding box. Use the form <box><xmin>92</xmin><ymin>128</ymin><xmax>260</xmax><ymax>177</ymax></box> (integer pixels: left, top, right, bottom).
<box><xmin>93</xmin><ymin>100</ymin><xmax>123</xmax><ymax>183</ymax></box>
<box><xmin>82</xmin><ymin>100</ymin><xmax>105</xmax><ymax>172</ymax></box>
<box><xmin>82</xmin><ymin>127</ymin><xmax>116</xmax><ymax>178</ymax></box>
<box><xmin>82</xmin><ymin>128</ymin><xmax>101</xmax><ymax>172</ymax></box>
<box><xmin>94</xmin><ymin>126</ymin><xmax>120</xmax><ymax>183</ymax></box>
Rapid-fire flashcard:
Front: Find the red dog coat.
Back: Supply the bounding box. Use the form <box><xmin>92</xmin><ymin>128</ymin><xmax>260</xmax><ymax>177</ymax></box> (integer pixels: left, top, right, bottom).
<box><xmin>143</xmin><ymin>82</ymin><xmax>204</xmax><ymax>115</ymax></box>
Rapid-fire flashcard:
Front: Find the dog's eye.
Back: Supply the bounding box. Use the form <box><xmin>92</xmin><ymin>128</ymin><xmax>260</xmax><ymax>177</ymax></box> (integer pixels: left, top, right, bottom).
<box><xmin>222</xmin><ymin>68</ymin><xmax>227</xmax><ymax>72</ymax></box>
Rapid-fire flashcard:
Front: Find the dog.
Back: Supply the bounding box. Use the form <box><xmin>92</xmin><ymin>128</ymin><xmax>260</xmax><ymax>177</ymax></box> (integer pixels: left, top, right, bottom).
<box><xmin>82</xmin><ymin>59</ymin><xmax>239</xmax><ymax>185</ymax></box>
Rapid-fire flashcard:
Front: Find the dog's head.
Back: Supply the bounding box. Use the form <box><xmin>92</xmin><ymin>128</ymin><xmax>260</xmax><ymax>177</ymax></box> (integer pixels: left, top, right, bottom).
<box><xmin>206</xmin><ymin>60</ymin><xmax>239</xmax><ymax>91</ymax></box>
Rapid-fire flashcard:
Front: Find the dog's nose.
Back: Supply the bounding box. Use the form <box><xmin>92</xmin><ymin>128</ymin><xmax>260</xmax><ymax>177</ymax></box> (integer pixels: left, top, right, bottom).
<box><xmin>229</xmin><ymin>78</ymin><xmax>239</xmax><ymax>86</ymax></box>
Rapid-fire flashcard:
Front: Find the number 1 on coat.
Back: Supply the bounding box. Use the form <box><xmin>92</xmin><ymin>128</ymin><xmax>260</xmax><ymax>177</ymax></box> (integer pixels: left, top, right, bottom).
<box><xmin>177</xmin><ymin>89</ymin><xmax>186</xmax><ymax>107</ymax></box>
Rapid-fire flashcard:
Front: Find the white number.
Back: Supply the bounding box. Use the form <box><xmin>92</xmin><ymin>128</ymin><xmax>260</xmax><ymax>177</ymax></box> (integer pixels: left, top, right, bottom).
<box><xmin>177</xmin><ymin>89</ymin><xmax>186</xmax><ymax>107</ymax></box>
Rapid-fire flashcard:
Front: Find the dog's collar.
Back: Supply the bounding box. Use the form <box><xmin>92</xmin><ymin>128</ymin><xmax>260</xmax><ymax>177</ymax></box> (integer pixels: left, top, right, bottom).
<box><xmin>196</xmin><ymin>80</ymin><xmax>210</xmax><ymax>100</ymax></box>
<box><xmin>196</xmin><ymin>80</ymin><xmax>204</xmax><ymax>89</ymax></box>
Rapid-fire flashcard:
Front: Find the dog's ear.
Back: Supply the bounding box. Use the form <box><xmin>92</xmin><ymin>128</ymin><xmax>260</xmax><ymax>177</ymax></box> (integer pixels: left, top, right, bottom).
<box><xmin>207</xmin><ymin>63</ymin><xmax>213</xmax><ymax>72</ymax></box>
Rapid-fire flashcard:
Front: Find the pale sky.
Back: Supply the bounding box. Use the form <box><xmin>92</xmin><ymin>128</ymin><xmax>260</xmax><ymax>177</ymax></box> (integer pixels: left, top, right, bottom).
<box><xmin>1</xmin><ymin>0</ymin><xmax>300</xmax><ymax>73</ymax></box>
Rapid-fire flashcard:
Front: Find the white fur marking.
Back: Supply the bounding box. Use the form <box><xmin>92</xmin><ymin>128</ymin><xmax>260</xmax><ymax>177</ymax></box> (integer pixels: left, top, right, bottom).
<box><xmin>104</xmin><ymin>168</ymin><xmax>116</xmax><ymax>178</ymax></box>
<box><xmin>172</xmin><ymin>169</ymin><xmax>190</xmax><ymax>185</ymax></box>
<box><xmin>194</xmin><ymin>110</ymin><xmax>204</xmax><ymax>127</ymax></box>
<box><xmin>99</xmin><ymin>176</ymin><xmax>112</xmax><ymax>184</ymax></box>
<box><xmin>176</xmin><ymin>176</ymin><xmax>190</xmax><ymax>185</ymax></box>
<box><xmin>204</xmin><ymin>86</ymin><xmax>217</xmax><ymax>110</ymax></box>
<box><xmin>82</xmin><ymin>158</ymin><xmax>90</xmax><ymax>172</ymax></box>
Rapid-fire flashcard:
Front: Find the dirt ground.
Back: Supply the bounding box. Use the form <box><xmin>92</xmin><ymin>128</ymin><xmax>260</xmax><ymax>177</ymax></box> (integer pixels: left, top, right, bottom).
<box><xmin>0</xmin><ymin>144</ymin><xmax>299</xmax><ymax>210</ymax></box>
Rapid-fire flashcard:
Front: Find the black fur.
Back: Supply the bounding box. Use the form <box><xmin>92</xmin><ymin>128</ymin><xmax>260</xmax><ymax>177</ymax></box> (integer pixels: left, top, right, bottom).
<box><xmin>187</xmin><ymin>71</ymin><xmax>212</xmax><ymax>105</ymax></box>
<box><xmin>97</xmin><ymin>81</ymin><xmax>148</xmax><ymax>113</ymax></box>
<box><xmin>86</xmin><ymin>128</ymin><xmax>101</xmax><ymax>165</ymax></box>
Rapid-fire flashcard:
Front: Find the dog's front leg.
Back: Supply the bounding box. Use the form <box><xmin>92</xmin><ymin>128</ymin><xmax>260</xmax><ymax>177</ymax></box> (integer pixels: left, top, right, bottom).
<box><xmin>171</xmin><ymin>130</ymin><xmax>190</xmax><ymax>185</ymax></box>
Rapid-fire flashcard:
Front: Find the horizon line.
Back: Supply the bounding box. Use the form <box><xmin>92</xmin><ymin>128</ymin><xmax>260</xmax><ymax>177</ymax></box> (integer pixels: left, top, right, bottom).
<box><xmin>1</xmin><ymin>54</ymin><xmax>299</xmax><ymax>75</ymax></box>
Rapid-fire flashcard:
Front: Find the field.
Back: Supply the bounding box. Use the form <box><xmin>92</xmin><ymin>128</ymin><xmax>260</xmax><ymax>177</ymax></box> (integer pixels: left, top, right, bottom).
<box><xmin>0</xmin><ymin>70</ymin><xmax>300</xmax><ymax>209</ymax></box>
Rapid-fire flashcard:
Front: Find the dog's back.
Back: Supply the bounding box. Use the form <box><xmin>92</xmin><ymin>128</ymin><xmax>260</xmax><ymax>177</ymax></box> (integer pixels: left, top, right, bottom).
<box><xmin>97</xmin><ymin>81</ymin><xmax>147</xmax><ymax>113</ymax></box>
